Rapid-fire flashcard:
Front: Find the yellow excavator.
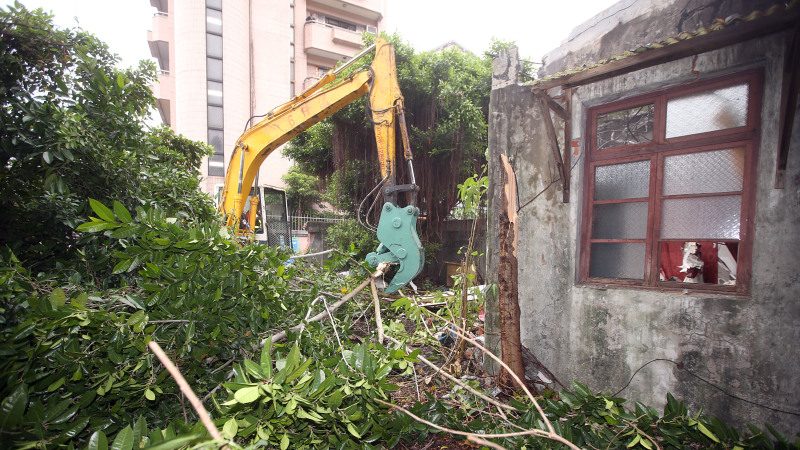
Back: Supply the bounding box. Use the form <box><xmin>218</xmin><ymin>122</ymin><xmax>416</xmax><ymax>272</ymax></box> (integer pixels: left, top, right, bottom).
<box><xmin>218</xmin><ymin>37</ymin><xmax>423</xmax><ymax>293</ymax></box>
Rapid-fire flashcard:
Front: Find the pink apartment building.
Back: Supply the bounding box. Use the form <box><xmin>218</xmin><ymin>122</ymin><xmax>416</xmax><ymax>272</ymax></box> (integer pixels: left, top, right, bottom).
<box><xmin>147</xmin><ymin>0</ymin><xmax>387</xmax><ymax>195</ymax></box>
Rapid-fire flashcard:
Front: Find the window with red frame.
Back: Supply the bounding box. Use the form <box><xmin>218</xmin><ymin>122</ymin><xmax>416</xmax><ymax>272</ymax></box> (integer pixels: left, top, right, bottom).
<box><xmin>580</xmin><ymin>71</ymin><xmax>761</xmax><ymax>293</ymax></box>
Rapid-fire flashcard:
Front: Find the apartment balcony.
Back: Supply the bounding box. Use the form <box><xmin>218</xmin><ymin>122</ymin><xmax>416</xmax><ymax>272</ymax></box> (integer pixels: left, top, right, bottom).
<box><xmin>304</xmin><ymin>21</ymin><xmax>364</xmax><ymax>61</ymax></box>
<box><xmin>308</xmin><ymin>0</ymin><xmax>382</xmax><ymax>22</ymax></box>
<box><xmin>147</xmin><ymin>11</ymin><xmax>172</xmax><ymax>71</ymax></box>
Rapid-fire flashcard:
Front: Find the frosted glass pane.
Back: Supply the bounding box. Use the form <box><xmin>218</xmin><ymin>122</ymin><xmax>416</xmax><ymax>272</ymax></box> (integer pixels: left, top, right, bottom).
<box><xmin>207</xmin><ymin>0</ymin><xmax>222</xmax><ymax>10</ymax></box>
<box><xmin>589</xmin><ymin>243</ymin><xmax>645</xmax><ymax>279</ymax></box>
<box><xmin>592</xmin><ymin>202</ymin><xmax>648</xmax><ymax>239</ymax></box>
<box><xmin>596</xmin><ymin>104</ymin><xmax>654</xmax><ymax>149</ymax></box>
<box><xmin>208</xmin><ymin>81</ymin><xmax>223</xmax><ymax>106</ymax></box>
<box><xmin>666</xmin><ymin>84</ymin><xmax>748</xmax><ymax>138</ymax></box>
<box><xmin>661</xmin><ymin>195</ymin><xmax>741</xmax><ymax>239</ymax></box>
<box><xmin>208</xmin><ymin>106</ymin><xmax>223</xmax><ymax>129</ymax></box>
<box><xmin>663</xmin><ymin>148</ymin><xmax>744</xmax><ymax>195</ymax></box>
<box><xmin>206</xmin><ymin>8</ymin><xmax>222</xmax><ymax>35</ymax></box>
<box><xmin>206</xmin><ymin>34</ymin><xmax>223</xmax><ymax>58</ymax></box>
<box><xmin>207</xmin><ymin>58</ymin><xmax>223</xmax><ymax>81</ymax></box>
<box><xmin>594</xmin><ymin>160</ymin><xmax>650</xmax><ymax>200</ymax></box>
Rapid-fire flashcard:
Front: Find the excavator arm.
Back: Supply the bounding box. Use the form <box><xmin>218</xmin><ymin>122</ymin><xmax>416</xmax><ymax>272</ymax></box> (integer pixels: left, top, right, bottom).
<box><xmin>219</xmin><ymin>38</ymin><xmax>423</xmax><ymax>292</ymax></box>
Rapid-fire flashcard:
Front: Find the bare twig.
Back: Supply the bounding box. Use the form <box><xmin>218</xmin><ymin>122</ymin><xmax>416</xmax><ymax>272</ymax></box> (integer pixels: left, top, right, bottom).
<box><xmin>385</xmin><ymin>336</ymin><xmax>514</xmax><ymax>411</ymax></box>
<box><xmin>147</xmin><ymin>341</ymin><xmax>224</xmax><ymax>443</ymax></box>
<box><xmin>376</xmin><ymin>399</ymin><xmax>579</xmax><ymax>450</ymax></box>
<box><xmin>370</xmin><ymin>279</ymin><xmax>385</xmax><ymax>344</ymax></box>
<box><xmin>468</xmin><ymin>435</ymin><xmax>508</xmax><ymax>450</ymax></box>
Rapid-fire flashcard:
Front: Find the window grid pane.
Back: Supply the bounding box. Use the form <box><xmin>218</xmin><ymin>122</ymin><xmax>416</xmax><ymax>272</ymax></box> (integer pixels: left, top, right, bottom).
<box><xmin>666</xmin><ymin>84</ymin><xmax>748</xmax><ymax>138</ymax></box>
<box><xmin>594</xmin><ymin>160</ymin><xmax>650</xmax><ymax>200</ymax></box>
<box><xmin>661</xmin><ymin>195</ymin><xmax>742</xmax><ymax>240</ymax></box>
<box><xmin>207</xmin><ymin>58</ymin><xmax>223</xmax><ymax>81</ymax></box>
<box><xmin>206</xmin><ymin>34</ymin><xmax>223</xmax><ymax>58</ymax></box>
<box><xmin>663</xmin><ymin>148</ymin><xmax>744</xmax><ymax>195</ymax></box>
<box><xmin>592</xmin><ymin>202</ymin><xmax>648</xmax><ymax>239</ymax></box>
<box><xmin>596</xmin><ymin>104</ymin><xmax>654</xmax><ymax>150</ymax></box>
<box><xmin>589</xmin><ymin>243</ymin><xmax>645</xmax><ymax>279</ymax></box>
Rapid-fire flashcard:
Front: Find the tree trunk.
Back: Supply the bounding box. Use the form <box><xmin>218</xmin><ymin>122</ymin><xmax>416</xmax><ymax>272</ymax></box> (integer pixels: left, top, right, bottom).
<box><xmin>497</xmin><ymin>154</ymin><xmax>528</xmax><ymax>392</ymax></box>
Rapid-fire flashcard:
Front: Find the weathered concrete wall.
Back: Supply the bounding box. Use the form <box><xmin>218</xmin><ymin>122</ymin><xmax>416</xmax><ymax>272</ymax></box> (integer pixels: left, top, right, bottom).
<box><xmin>488</xmin><ymin>31</ymin><xmax>800</xmax><ymax>432</ymax></box>
<box><xmin>541</xmin><ymin>0</ymin><xmax>783</xmax><ymax>76</ymax></box>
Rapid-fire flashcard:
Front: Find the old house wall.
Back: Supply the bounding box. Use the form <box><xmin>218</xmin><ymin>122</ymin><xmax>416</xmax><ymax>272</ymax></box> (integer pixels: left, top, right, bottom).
<box><xmin>487</xmin><ymin>31</ymin><xmax>800</xmax><ymax>432</ymax></box>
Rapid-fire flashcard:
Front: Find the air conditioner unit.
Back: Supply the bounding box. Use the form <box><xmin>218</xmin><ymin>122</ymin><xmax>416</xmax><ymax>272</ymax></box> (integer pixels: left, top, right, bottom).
<box><xmin>365</xmin><ymin>25</ymin><xmax>377</xmax><ymax>34</ymax></box>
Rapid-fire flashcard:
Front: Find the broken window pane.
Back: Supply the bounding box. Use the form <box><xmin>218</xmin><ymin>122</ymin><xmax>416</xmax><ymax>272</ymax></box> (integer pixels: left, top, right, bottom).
<box><xmin>659</xmin><ymin>241</ymin><xmax>738</xmax><ymax>285</ymax></box>
<box><xmin>663</xmin><ymin>148</ymin><xmax>745</xmax><ymax>195</ymax></box>
<box><xmin>592</xmin><ymin>202</ymin><xmax>648</xmax><ymax>239</ymax></box>
<box><xmin>666</xmin><ymin>84</ymin><xmax>748</xmax><ymax>138</ymax></box>
<box><xmin>589</xmin><ymin>243</ymin><xmax>645</xmax><ymax>279</ymax></box>
<box><xmin>596</xmin><ymin>104</ymin><xmax>654</xmax><ymax>150</ymax></box>
<box><xmin>661</xmin><ymin>195</ymin><xmax>741</xmax><ymax>239</ymax></box>
<box><xmin>594</xmin><ymin>160</ymin><xmax>650</xmax><ymax>200</ymax></box>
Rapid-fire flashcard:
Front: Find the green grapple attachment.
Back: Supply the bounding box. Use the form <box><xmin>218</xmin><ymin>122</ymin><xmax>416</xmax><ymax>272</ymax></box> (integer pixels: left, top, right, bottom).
<box><xmin>365</xmin><ymin>202</ymin><xmax>424</xmax><ymax>293</ymax></box>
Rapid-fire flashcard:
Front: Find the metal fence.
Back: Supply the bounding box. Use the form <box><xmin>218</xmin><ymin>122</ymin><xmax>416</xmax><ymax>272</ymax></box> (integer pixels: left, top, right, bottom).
<box><xmin>288</xmin><ymin>215</ymin><xmax>349</xmax><ymax>231</ymax></box>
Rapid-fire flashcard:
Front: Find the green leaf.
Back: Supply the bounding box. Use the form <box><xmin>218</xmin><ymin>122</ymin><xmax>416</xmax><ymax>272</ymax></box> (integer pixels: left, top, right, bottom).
<box><xmin>50</xmin><ymin>288</ymin><xmax>67</xmax><ymax>309</ymax></box>
<box><xmin>76</xmin><ymin>221</ymin><xmax>119</xmax><ymax>232</ymax></box>
<box><xmin>143</xmin><ymin>434</ymin><xmax>199</xmax><ymax>450</ymax></box>
<box><xmin>47</xmin><ymin>377</ymin><xmax>66</xmax><ymax>392</ymax></box>
<box><xmin>626</xmin><ymin>434</ymin><xmax>640</xmax><ymax>448</ymax></box>
<box><xmin>260</xmin><ymin>341</ymin><xmax>273</xmax><ymax>378</ymax></box>
<box><xmin>89</xmin><ymin>199</ymin><xmax>117</xmax><ymax>222</ymax></box>
<box><xmin>87</xmin><ymin>431</ymin><xmax>109</xmax><ymax>450</ymax></box>
<box><xmin>346</xmin><ymin>422</ymin><xmax>362</xmax><ymax>438</ymax></box>
<box><xmin>112</xmin><ymin>259</ymin><xmax>134</xmax><ymax>274</ymax></box>
<box><xmin>697</xmin><ymin>422</ymin><xmax>720</xmax><ymax>443</ymax></box>
<box><xmin>280</xmin><ymin>433</ymin><xmax>289</xmax><ymax>450</ymax></box>
<box><xmin>144</xmin><ymin>389</ymin><xmax>155</xmax><ymax>401</ymax></box>
<box><xmin>233</xmin><ymin>386</ymin><xmax>260</xmax><ymax>404</ymax></box>
<box><xmin>43</xmin><ymin>151</ymin><xmax>53</xmax><ymax>164</ymax></box>
<box><xmin>110</xmin><ymin>426</ymin><xmax>134</xmax><ymax>450</ymax></box>
<box><xmin>0</xmin><ymin>384</ymin><xmax>28</xmax><ymax>428</ymax></box>
<box><xmin>640</xmin><ymin>437</ymin><xmax>653</xmax><ymax>449</ymax></box>
<box><xmin>222</xmin><ymin>419</ymin><xmax>238</xmax><ymax>439</ymax></box>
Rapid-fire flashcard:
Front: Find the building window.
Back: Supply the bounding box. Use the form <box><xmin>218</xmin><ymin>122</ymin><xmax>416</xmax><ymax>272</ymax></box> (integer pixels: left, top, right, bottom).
<box><xmin>206</xmin><ymin>1</ymin><xmax>224</xmax><ymax>177</ymax></box>
<box><xmin>580</xmin><ymin>71</ymin><xmax>761</xmax><ymax>294</ymax></box>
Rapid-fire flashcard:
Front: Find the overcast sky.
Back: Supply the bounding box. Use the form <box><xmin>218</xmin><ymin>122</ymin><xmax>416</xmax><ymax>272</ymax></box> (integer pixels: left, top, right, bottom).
<box><xmin>3</xmin><ymin>0</ymin><xmax>619</xmax><ymax>68</ymax></box>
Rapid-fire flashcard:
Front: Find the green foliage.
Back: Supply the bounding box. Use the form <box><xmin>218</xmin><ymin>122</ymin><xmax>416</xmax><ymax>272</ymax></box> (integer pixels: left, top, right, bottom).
<box><xmin>451</xmin><ymin>168</ymin><xmax>488</xmax><ymax>219</ymax></box>
<box><xmin>407</xmin><ymin>382</ymin><xmax>798</xmax><ymax>449</ymax></box>
<box><xmin>282</xmin><ymin>165</ymin><xmax>320</xmax><ymax>215</ymax></box>
<box><xmin>322</xmin><ymin>160</ymin><xmax>370</xmax><ymax>213</ymax></box>
<box><xmin>212</xmin><ymin>342</ymin><xmax>416</xmax><ymax>448</ymax></box>
<box><xmin>325</xmin><ymin>219</ymin><xmax>378</xmax><ymax>262</ymax></box>
<box><xmin>0</xmin><ymin>3</ymin><xmax>216</xmax><ymax>270</ymax></box>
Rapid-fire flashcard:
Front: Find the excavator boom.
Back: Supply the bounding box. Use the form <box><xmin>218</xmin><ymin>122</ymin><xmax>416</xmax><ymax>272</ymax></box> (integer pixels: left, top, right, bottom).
<box><xmin>219</xmin><ymin>38</ymin><xmax>423</xmax><ymax>292</ymax></box>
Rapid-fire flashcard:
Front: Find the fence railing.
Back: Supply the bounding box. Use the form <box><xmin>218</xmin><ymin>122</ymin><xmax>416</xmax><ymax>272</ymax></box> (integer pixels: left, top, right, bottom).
<box><xmin>287</xmin><ymin>215</ymin><xmax>349</xmax><ymax>231</ymax></box>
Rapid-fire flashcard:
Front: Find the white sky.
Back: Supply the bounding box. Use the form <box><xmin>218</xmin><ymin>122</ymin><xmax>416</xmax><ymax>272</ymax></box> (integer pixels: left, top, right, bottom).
<box><xmin>3</xmin><ymin>0</ymin><xmax>619</xmax><ymax>68</ymax></box>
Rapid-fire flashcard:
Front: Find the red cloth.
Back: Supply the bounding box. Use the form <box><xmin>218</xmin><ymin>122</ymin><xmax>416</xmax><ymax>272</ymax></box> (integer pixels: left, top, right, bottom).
<box><xmin>659</xmin><ymin>241</ymin><xmax>729</xmax><ymax>283</ymax></box>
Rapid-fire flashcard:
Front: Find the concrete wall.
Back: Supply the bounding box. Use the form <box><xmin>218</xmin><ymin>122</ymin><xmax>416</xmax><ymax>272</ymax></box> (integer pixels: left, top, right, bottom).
<box><xmin>488</xmin><ymin>32</ymin><xmax>800</xmax><ymax>433</ymax></box>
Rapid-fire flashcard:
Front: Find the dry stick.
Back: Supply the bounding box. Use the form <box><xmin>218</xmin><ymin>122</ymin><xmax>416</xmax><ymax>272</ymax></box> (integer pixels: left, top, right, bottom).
<box><xmin>369</xmin><ymin>279</ymin><xmax>385</xmax><ymax>344</ymax></box>
<box><xmin>147</xmin><ymin>341</ymin><xmax>224</xmax><ymax>443</ymax></box>
<box><xmin>467</xmin><ymin>435</ymin><xmax>508</xmax><ymax>450</ymax></box>
<box><xmin>448</xmin><ymin>327</ymin><xmax>554</xmax><ymax>435</ymax></box>
<box><xmin>385</xmin><ymin>336</ymin><xmax>514</xmax><ymax>412</ymax></box>
<box><xmin>265</xmin><ymin>276</ymin><xmax>372</xmax><ymax>344</ymax></box>
<box><xmin>375</xmin><ymin>399</ymin><xmax>580</xmax><ymax>450</ymax></box>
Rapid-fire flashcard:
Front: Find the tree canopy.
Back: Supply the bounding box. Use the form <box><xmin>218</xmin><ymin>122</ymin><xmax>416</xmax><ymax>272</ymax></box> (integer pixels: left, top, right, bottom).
<box><xmin>284</xmin><ymin>34</ymin><xmax>492</xmax><ymax>238</ymax></box>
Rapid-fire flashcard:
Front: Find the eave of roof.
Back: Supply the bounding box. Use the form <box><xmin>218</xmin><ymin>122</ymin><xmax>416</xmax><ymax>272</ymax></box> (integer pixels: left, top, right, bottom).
<box><xmin>530</xmin><ymin>0</ymin><xmax>800</xmax><ymax>90</ymax></box>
